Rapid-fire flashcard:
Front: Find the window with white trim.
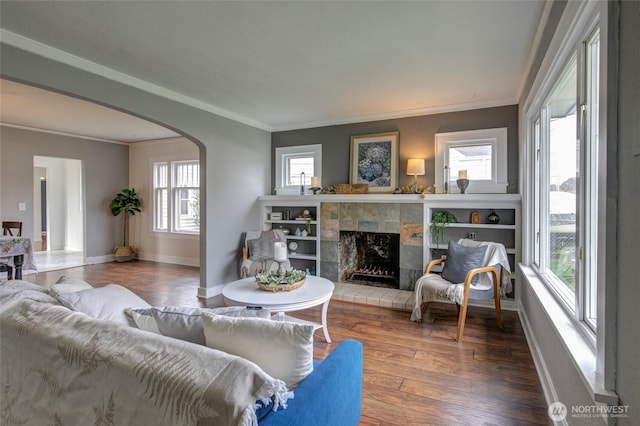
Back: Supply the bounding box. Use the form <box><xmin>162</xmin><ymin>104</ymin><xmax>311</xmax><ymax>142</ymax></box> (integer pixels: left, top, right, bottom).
<box><xmin>434</xmin><ymin>128</ymin><xmax>508</xmax><ymax>194</ymax></box>
<box><xmin>528</xmin><ymin>24</ymin><xmax>600</xmax><ymax>331</ymax></box>
<box><xmin>275</xmin><ymin>144</ymin><xmax>322</xmax><ymax>195</ymax></box>
<box><xmin>153</xmin><ymin>160</ymin><xmax>200</xmax><ymax>234</ymax></box>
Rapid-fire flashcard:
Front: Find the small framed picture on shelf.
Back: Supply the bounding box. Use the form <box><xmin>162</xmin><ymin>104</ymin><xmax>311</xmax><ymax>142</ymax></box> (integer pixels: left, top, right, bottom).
<box><xmin>471</xmin><ymin>211</ymin><xmax>481</xmax><ymax>224</ymax></box>
<box><xmin>269</xmin><ymin>212</ymin><xmax>282</xmax><ymax>220</ymax></box>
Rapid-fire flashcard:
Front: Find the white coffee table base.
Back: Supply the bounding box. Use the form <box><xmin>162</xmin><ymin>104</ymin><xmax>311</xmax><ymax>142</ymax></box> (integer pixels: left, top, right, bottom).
<box><xmin>222</xmin><ymin>276</ymin><xmax>334</xmax><ymax>343</ymax></box>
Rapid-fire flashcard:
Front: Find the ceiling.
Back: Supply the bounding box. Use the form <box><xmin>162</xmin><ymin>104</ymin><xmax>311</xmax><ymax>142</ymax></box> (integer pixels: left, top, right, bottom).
<box><xmin>0</xmin><ymin>80</ymin><xmax>180</xmax><ymax>143</ymax></box>
<box><xmin>0</xmin><ymin>1</ymin><xmax>546</xmax><ymax>142</ymax></box>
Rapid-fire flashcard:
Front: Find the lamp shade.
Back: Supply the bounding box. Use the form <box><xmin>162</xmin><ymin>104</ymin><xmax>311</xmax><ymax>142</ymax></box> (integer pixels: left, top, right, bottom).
<box><xmin>406</xmin><ymin>158</ymin><xmax>425</xmax><ymax>176</ymax></box>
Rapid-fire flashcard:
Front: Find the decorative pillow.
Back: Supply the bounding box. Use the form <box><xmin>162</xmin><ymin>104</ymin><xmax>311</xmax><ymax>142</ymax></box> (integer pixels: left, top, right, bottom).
<box><xmin>125</xmin><ymin>308</ymin><xmax>161</xmax><ymax>334</ymax></box>
<box><xmin>128</xmin><ymin>306</ymin><xmax>272</xmax><ymax>343</ymax></box>
<box><xmin>247</xmin><ymin>238</ymin><xmax>278</xmax><ymax>261</ymax></box>
<box><xmin>150</xmin><ymin>306</ymin><xmax>208</xmax><ymax>344</ymax></box>
<box><xmin>55</xmin><ymin>284</ymin><xmax>151</xmax><ymax>325</ymax></box>
<box><xmin>202</xmin><ymin>313</ymin><xmax>314</xmax><ymax>388</ymax></box>
<box><xmin>441</xmin><ymin>240</ymin><xmax>488</xmax><ymax>284</ymax></box>
<box><xmin>209</xmin><ymin>306</ymin><xmax>272</xmax><ymax>318</ymax></box>
<box><xmin>50</xmin><ymin>276</ymin><xmax>94</xmax><ymax>297</ymax></box>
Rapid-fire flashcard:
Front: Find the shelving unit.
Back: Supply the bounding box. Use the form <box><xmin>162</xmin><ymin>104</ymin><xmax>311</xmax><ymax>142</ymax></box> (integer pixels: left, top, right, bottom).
<box><xmin>260</xmin><ymin>200</ymin><xmax>320</xmax><ymax>274</ymax></box>
<box><xmin>423</xmin><ymin>196</ymin><xmax>521</xmax><ymax>301</ymax></box>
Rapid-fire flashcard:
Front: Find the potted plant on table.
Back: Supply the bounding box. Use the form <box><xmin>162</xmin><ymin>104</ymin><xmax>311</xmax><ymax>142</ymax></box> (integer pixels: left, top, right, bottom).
<box><xmin>109</xmin><ymin>188</ymin><xmax>142</xmax><ymax>262</ymax></box>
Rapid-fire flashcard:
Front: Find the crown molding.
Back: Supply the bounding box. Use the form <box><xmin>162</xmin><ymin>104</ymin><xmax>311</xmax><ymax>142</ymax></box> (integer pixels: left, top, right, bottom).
<box><xmin>271</xmin><ymin>97</ymin><xmax>518</xmax><ymax>132</ymax></box>
<box><xmin>0</xmin><ymin>122</ymin><xmax>129</xmax><ymax>145</ymax></box>
<box><xmin>516</xmin><ymin>0</ymin><xmax>553</xmax><ymax>102</ymax></box>
<box><xmin>0</xmin><ymin>29</ymin><xmax>272</xmax><ymax>132</ymax></box>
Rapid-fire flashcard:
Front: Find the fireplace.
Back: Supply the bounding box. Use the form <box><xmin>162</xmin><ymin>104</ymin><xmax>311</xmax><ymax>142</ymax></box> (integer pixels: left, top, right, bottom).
<box><xmin>339</xmin><ymin>231</ymin><xmax>400</xmax><ymax>288</ymax></box>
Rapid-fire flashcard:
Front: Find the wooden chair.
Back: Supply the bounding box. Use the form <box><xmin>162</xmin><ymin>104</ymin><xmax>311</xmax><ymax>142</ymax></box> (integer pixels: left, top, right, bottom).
<box><xmin>412</xmin><ymin>240</ymin><xmax>507</xmax><ymax>342</ymax></box>
<box><xmin>1</xmin><ymin>221</ymin><xmax>23</xmax><ymax>280</ymax></box>
<box><xmin>2</xmin><ymin>221</ymin><xmax>22</xmax><ymax>236</ymax></box>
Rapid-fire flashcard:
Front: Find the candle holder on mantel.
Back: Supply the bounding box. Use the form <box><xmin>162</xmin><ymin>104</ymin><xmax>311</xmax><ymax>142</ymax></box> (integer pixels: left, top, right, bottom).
<box><xmin>310</xmin><ymin>187</ymin><xmax>321</xmax><ymax>194</ymax></box>
<box><xmin>456</xmin><ymin>179</ymin><xmax>470</xmax><ymax>194</ymax></box>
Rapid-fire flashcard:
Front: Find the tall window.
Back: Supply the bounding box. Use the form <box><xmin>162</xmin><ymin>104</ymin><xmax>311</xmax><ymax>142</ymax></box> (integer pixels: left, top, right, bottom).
<box><xmin>153</xmin><ymin>160</ymin><xmax>200</xmax><ymax>234</ymax></box>
<box><xmin>530</xmin><ymin>27</ymin><xmax>600</xmax><ymax>331</ymax></box>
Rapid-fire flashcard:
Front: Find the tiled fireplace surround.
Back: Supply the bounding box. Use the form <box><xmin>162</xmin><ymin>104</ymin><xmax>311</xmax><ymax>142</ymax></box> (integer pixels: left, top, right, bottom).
<box><xmin>319</xmin><ymin>202</ymin><xmax>424</xmax><ymax>292</ymax></box>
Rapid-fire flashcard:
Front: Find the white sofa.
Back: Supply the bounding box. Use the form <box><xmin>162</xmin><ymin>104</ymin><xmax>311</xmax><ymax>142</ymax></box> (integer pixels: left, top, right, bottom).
<box><xmin>0</xmin><ymin>279</ymin><xmax>363</xmax><ymax>426</ymax></box>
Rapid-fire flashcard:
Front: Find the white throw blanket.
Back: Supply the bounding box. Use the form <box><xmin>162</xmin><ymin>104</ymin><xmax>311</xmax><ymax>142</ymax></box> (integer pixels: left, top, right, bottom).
<box><xmin>0</xmin><ymin>281</ymin><xmax>293</xmax><ymax>426</ymax></box>
<box><xmin>410</xmin><ymin>239</ymin><xmax>511</xmax><ymax>322</ymax></box>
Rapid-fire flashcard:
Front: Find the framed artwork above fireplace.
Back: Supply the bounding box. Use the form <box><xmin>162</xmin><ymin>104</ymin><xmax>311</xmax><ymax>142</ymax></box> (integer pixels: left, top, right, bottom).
<box><xmin>350</xmin><ymin>131</ymin><xmax>399</xmax><ymax>193</ymax></box>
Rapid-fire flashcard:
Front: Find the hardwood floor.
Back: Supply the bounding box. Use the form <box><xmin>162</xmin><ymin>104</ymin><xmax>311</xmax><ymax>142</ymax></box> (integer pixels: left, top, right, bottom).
<box><xmin>28</xmin><ymin>260</ymin><xmax>549</xmax><ymax>425</ymax></box>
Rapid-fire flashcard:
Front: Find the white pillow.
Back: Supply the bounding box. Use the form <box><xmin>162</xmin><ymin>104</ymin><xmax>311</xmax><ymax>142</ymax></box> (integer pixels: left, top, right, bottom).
<box><xmin>125</xmin><ymin>308</ymin><xmax>161</xmax><ymax>334</ymax></box>
<box><xmin>127</xmin><ymin>306</ymin><xmax>272</xmax><ymax>344</ymax></box>
<box><xmin>202</xmin><ymin>313</ymin><xmax>314</xmax><ymax>388</ymax></box>
<box><xmin>55</xmin><ymin>284</ymin><xmax>151</xmax><ymax>325</ymax></box>
<box><xmin>50</xmin><ymin>276</ymin><xmax>94</xmax><ymax>297</ymax></box>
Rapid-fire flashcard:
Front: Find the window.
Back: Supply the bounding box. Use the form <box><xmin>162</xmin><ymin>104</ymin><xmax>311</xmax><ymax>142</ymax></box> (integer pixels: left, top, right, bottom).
<box><xmin>275</xmin><ymin>144</ymin><xmax>322</xmax><ymax>195</ymax></box>
<box><xmin>434</xmin><ymin>128</ymin><xmax>508</xmax><ymax>194</ymax></box>
<box><xmin>153</xmin><ymin>160</ymin><xmax>199</xmax><ymax>234</ymax></box>
<box><xmin>528</xmin><ymin>25</ymin><xmax>600</xmax><ymax>331</ymax></box>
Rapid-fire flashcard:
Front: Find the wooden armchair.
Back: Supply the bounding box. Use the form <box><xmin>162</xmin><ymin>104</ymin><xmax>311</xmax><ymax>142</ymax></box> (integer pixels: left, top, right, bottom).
<box><xmin>412</xmin><ymin>239</ymin><xmax>507</xmax><ymax>342</ymax></box>
<box><xmin>239</xmin><ymin>229</ymin><xmax>290</xmax><ymax>278</ymax></box>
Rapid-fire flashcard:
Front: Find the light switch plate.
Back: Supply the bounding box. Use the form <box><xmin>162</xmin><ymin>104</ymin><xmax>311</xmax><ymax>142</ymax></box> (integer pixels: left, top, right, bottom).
<box><xmin>18</xmin><ymin>203</ymin><xmax>26</xmax><ymax>211</ymax></box>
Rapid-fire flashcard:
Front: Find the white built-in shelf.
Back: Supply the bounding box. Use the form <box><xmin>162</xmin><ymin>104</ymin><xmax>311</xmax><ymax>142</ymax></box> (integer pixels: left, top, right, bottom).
<box><xmin>447</xmin><ymin>223</ymin><xmax>516</xmax><ymax>230</ymax></box>
<box><xmin>267</xmin><ymin>220</ymin><xmax>318</xmax><ymax>225</ymax></box>
<box><xmin>285</xmin><ymin>235</ymin><xmax>316</xmax><ymax>241</ymax></box>
<box><xmin>289</xmin><ymin>253</ymin><xmax>316</xmax><ymax>260</ymax></box>
<box><xmin>429</xmin><ymin>244</ymin><xmax>516</xmax><ymax>254</ymax></box>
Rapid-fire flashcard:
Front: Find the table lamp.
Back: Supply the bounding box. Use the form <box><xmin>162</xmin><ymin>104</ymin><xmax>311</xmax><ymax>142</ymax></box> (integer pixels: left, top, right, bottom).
<box><xmin>406</xmin><ymin>159</ymin><xmax>425</xmax><ymax>193</ymax></box>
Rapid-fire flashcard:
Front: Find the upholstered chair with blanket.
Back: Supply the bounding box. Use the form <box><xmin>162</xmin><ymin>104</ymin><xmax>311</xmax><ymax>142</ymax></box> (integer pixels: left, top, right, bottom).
<box><xmin>240</xmin><ymin>229</ymin><xmax>291</xmax><ymax>278</ymax></box>
<box><xmin>411</xmin><ymin>239</ymin><xmax>512</xmax><ymax>342</ymax></box>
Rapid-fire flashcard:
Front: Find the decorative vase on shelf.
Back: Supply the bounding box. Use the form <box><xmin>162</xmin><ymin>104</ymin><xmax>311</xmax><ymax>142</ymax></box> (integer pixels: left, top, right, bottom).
<box><xmin>487</xmin><ymin>210</ymin><xmax>500</xmax><ymax>224</ymax></box>
<box><xmin>288</xmin><ymin>241</ymin><xmax>298</xmax><ymax>255</ymax></box>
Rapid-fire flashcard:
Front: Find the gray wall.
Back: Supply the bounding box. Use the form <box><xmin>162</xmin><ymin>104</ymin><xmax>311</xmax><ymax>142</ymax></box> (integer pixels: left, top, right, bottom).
<box><xmin>615</xmin><ymin>0</ymin><xmax>640</xmax><ymax>420</ymax></box>
<box><xmin>0</xmin><ymin>126</ymin><xmax>128</xmax><ymax>258</ymax></box>
<box><xmin>272</xmin><ymin>105</ymin><xmax>519</xmax><ymax>193</ymax></box>
<box><xmin>0</xmin><ymin>44</ymin><xmax>271</xmax><ymax>294</ymax></box>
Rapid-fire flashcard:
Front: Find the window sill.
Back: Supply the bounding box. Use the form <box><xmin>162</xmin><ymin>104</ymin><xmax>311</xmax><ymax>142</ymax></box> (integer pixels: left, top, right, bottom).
<box><xmin>519</xmin><ymin>264</ymin><xmax>618</xmax><ymax>405</ymax></box>
<box><xmin>152</xmin><ymin>231</ymin><xmax>200</xmax><ymax>239</ymax></box>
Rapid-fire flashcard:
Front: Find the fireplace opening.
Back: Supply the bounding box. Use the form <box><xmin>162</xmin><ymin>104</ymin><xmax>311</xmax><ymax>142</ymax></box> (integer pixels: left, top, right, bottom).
<box><xmin>339</xmin><ymin>231</ymin><xmax>400</xmax><ymax>288</ymax></box>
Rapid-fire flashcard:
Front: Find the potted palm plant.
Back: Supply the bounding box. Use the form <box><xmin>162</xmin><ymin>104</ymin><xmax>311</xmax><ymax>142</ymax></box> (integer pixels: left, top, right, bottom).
<box><xmin>109</xmin><ymin>188</ymin><xmax>142</xmax><ymax>262</ymax></box>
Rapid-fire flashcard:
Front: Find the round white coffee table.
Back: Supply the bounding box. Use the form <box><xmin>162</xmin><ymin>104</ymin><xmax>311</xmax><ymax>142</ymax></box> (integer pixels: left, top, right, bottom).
<box><xmin>222</xmin><ymin>275</ymin><xmax>334</xmax><ymax>342</ymax></box>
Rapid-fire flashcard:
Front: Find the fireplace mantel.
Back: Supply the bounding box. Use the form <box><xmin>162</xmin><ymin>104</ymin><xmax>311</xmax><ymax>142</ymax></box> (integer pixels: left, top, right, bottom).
<box><xmin>259</xmin><ymin>194</ymin><xmax>521</xmax><ymax>204</ymax></box>
<box><xmin>259</xmin><ymin>194</ymin><xmax>521</xmax><ymax>295</ymax></box>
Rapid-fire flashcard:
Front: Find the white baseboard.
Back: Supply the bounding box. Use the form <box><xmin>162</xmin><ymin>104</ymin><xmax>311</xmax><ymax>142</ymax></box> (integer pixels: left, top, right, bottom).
<box><xmin>85</xmin><ymin>254</ymin><xmax>115</xmax><ymax>264</ymax></box>
<box><xmin>517</xmin><ymin>300</ymin><xmax>564</xmax><ymax>425</ymax></box>
<box><xmin>136</xmin><ymin>253</ymin><xmax>199</xmax><ymax>267</ymax></box>
<box><xmin>198</xmin><ymin>284</ymin><xmax>224</xmax><ymax>299</ymax></box>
